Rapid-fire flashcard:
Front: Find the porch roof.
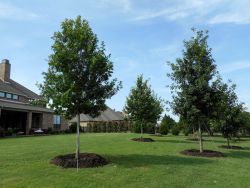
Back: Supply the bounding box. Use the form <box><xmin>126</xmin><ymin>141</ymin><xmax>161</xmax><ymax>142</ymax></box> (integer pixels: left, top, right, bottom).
<box><xmin>0</xmin><ymin>99</ymin><xmax>53</xmax><ymax>113</ymax></box>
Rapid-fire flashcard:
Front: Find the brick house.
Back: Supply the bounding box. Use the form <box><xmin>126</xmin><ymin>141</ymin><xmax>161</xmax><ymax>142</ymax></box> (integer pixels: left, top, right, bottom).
<box><xmin>0</xmin><ymin>59</ymin><xmax>68</xmax><ymax>135</ymax></box>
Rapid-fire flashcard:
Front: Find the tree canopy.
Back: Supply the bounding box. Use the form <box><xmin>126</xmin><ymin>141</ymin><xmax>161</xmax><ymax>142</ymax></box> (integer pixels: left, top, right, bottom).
<box><xmin>40</xmin><ymin>16</ymin><xmax>121</xmax><ymax>119</ymax></box>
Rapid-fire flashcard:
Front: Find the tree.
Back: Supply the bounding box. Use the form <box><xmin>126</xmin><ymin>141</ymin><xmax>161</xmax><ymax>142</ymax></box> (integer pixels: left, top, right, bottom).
<box><xmin>240</xmin><ymin>111</ymin><xmax>250</xmax><ymax>135</ymax></box>
<box><xmin>212</xmin><ymin>79</ymin><xmax>243</xmax><ymax>147</ymax></box>
<box><xmin>160</xmin><ymin>115</ymin><xmax>176</xmax><ymax>135</ymax></box>
<box><xmin>168</xmin><ymin>29</ymin><xmax>218</xmax><ymax>153</ymax></box>
<box><xmin>124</xmin><ymin>75</ymin><xmax>163</xmax><ymax>139</ymax></box>
<box><xmin>39</xmin><ymin>16</ymin><xmax>121</xmax><ymax>168</ymax></box>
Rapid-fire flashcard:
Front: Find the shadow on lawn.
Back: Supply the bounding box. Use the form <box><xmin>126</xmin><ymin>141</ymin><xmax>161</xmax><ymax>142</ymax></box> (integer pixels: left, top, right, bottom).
<box><xmin>156</xmin><ymin>139</ymin><xmax>191</xmax><ymax>144</ymax></box>
<box><xmin>107</xmin><ymin>154</ymin><xmax>212</xmax><ymax>168</ymax></box>
<box><xmin>226</xmin><ymin>150</ymin><xmax>250</xmax><ymax>159</ymax></box>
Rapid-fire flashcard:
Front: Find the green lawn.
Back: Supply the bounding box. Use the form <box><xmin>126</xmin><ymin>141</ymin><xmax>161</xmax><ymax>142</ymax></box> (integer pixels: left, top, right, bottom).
<box><xmin>0</xmin><ymin>133</ymin><xmax>250</xmax><ymax>188</ymax></box>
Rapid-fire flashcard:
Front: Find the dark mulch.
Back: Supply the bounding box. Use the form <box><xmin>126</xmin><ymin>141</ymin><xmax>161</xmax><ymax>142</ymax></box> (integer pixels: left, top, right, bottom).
<box><xmin>131</xmin><ymin>138</ymin><xmax>155</xmax><ymax>142</ymax></box>
<box><xmin>218</xmin><ymin>145</ymin><xmax>243</xmax><ymax>150</ymax></box>
<box><xmin>50</xmin><ymin>153</ymin><xmax>108</xmax><ymax>168</ymax></box>
<box><xmin>180</xmin><ymin>149</ymin><xmax>225</xmax><ymax>157</ymax></box>
<box><xmin>186</xmin><ymin>138</ymin><xmax>205</xmax><ymax>141</ymax></box>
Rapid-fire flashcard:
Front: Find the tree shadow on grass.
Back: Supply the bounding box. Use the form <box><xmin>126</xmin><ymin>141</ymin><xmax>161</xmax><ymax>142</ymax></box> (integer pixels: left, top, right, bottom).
<box><xmin>106</xmin><ymin>154</ymin><xmax>212</xmax><ymax>168</ymax></box>
<box><xmin>226</xmin><ymin>150</ymin><xmax>250</xmax><ymax>159</ymax></box>
<box><xmin>156</xmin><ymin>139</ymin><xmax>191</xmax><ymax>144</ymax></box>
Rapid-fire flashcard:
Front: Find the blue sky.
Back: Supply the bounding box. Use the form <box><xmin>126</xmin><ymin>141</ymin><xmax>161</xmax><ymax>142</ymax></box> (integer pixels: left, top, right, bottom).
<box><xmin>0</xmin><ymin>0</ymin><xmax>250</xmax><ymax>119</ymax></box>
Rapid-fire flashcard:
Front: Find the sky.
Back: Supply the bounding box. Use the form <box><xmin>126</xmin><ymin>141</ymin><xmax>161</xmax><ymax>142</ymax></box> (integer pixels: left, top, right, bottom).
<box><xmin>0</xmin><ymin>0</ymin><xmax>250</xmax><ymax>120</ymax></box>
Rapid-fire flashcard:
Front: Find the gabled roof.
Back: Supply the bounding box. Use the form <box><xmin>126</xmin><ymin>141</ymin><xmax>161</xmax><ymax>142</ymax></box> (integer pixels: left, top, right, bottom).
<box><xmin>0</xmin><ymin>79</ymin><xmax>41</xmax><ymax>99</ymax></box>
<box><xmin>70</xmin><ymin>107</ymin><xmax>124</xmax><ymax>122</ymax></box>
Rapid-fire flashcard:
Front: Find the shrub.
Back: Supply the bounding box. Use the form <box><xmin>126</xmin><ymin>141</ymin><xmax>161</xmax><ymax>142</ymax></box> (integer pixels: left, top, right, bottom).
<box><xmin>159</xmin><ymin>123</ymin><xmax>169</xmax><ymax>135</ymax></box>
<box><xmin>172</xmin><ymin>126</ymin><xmax>180</xmax><ymax>136</ymax></box>
<box><xmin>146</xmin><ymin>122</ymin><xmax>155</xmax><ymax>134</ymax></box>
<box><xmin>69</xmin><ymin>123</ymin><xmax>77</xmax><ymax>133</ymax></box>
<box><xmin>131</xmin><ymin>121</ymin><xmax>155</xmax><ymax>134</ymax></box>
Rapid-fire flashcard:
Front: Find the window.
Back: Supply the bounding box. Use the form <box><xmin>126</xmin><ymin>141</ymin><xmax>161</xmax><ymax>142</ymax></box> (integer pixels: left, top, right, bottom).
<box><xmin>53</xmin><ymin>115</ymin><xmax>61</xmax><ymax>129</ymax></box>
<box><xmin>0</xmin><ymin>92</ymin><xmax>5</xmax><ymax>97</ymax></box>
<box><xmin>6</xmin><ymin>93</ymin><xmax>12</xmax><ymax>99</ymax></box>
<box><xmin>12</xmin><ymin>94</ymin><xmax>18</xmax><ymax>100</ymax></box>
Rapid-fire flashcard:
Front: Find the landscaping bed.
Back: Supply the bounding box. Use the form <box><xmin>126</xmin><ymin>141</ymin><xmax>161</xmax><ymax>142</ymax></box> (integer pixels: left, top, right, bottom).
<box><xmin>180</xmin><ymin>149</ymin><xmax>225</xmax><ymax>157</ymax></box>
<box><xmin>131</xmin><ymin>138</ymin><xmax>154</xmax><ymax>142</ymax></box>
<box><xmin>50</xmin><ymin>153</ymin><xmax>108</xmax><ymax>168</ymax></box>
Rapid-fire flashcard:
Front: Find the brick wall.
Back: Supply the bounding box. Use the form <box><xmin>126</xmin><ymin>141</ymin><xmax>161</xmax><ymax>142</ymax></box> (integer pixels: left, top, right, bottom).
<box><xmin>42</xmin><ymin>113</ymin><xmax>53</xmax><ymax>129</ymax></box>
<box><xmin>61</xmin><ymin>116</ymin><xmax>69</xmax><ymax>130</ymax></box>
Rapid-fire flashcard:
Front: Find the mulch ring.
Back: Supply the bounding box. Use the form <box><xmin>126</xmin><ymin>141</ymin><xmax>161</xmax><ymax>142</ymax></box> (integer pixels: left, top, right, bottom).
<box><xmin>131</xmin><ymin>138</ymin><xmax>155</xmax><ymax>142</ymax></box>
<box><xmin>218</xmin><ymin>145</ymin><xmax>243</xmax><ymax>150</ymax></box>
<box><xmin>50</xmin><ymin>153</ymin><xmax>108</xmax><ymax>168</ymax></box>
<box><xmin>180</xmin><ymin>149</ymin><xmax>225</xmax><ymax>157</ymax></box>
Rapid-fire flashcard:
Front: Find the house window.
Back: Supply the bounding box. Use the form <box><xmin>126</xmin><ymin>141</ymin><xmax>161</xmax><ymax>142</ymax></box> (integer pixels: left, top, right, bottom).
<box><xmin>12</xmin><ymin>94</ymin><xmax>18</xmax><ymax>100</ymax></box>
<box><xmin>6</xmin><ymin>93</ymin><xmax>12</xmax><ymax>99</ymax></box>
<box><xmin>53</xmin><ymin>115</ymin><xmax>61</xmax><ymax>129</ymax></box>
<box><xmin>0</xmin><ymin>92</ymin><xmax>5</xmax><ymax>97</ymax></box>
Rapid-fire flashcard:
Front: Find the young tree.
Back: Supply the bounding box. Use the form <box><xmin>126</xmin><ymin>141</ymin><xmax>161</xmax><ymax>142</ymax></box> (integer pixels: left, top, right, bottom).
<box><xmin>212</xmin><ymin>79</ymin><xmax>243</xmax><ymax>147</ymax></box>
<box><xmin>168</xmin><ymin>29</ymin><xmax>218</xmax><ymax>153</ymax></box>
<box><xmin>39</xmin><ymin>16</ymin><xmax>121</xmax><ymax>167</ymax></box>
<box><xmin>124</xmin><ymin>75</ymin><xmax>163</xmax><ymax>139</ymax></box>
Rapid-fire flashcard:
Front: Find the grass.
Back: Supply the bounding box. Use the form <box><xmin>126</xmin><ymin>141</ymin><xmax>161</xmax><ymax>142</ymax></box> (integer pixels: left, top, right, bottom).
<box><xmin>0</xmin><ymin>133</ymin><xmax>250</xmax><ymax>188</ymax></box>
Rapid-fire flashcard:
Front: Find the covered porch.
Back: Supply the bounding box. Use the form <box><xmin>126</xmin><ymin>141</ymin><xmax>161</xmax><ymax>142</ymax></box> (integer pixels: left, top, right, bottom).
<box><xmin>0</xmin><ymin>100</ymin><xmax>54</xmax><ymax>135</ymax></box>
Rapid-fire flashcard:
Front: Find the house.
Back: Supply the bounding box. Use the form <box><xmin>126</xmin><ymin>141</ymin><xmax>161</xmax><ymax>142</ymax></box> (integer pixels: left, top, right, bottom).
<box><xmin>70</xmin><ymin>107</ymin><xmax>125</xmax><ymax>128</ymax></box>
<box><xmin>0</xmin><ymin>59</ymin><xmax>68</xmax><ymax>135</ymax></box>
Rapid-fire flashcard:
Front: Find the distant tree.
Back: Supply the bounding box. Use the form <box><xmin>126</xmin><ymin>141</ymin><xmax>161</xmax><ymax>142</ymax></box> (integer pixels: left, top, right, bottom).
<box><xmin>168</xmin><ymin>29</ymin><xmax>218</xmax><ymax>152</ymax></box>
<box><xmin>124</xmin><ymin>75</ymin><xmax>163</xmax><ymax>138</ymax></box>
<box><xmin>161</xmin><ymin>114</ymin><xmax>176</xmax><ymax>130</ymax></box>
<box><xmin>39</xmin><ymin>16</ymin><xmax>121</xmax><ymax>167</ymax></box>
<box><xmin>240</xmin><ymin>111</ymin><xmax>250</xmax><ymax>135</ymax></box>
<box><xmin>160</xmin><ymin>115</ymin><xmax>176</xmax><ymax>135</ymax></box>
<box><xmin>212</xmin><ymin>78</ymin><xmax>244</xmax><ymax>147</ymax></box>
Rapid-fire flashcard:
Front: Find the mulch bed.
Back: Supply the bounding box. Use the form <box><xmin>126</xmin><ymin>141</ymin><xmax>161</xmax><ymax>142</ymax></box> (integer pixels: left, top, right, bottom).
<box><xmin>131</xmin><ymin>138</ymin><xmax>155</xmax><ymax>142</ymax></box>
<box><xmin>218</xmin><ymin>145</ymin><xmax>243</xmax><ymax>150</ymax></box>
<box><xmin>50</xmin><ymin>153</ymin><xmax>108</xmax><ymax>168</ymax></box>
<box><xmin>180</xmin><ymin>149</ymin><xmax>225</xmax><ymax>157</ymax></box>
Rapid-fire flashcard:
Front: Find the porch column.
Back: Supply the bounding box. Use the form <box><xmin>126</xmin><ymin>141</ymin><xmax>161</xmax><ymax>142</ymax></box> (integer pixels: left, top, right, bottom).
<box><xmin>26</xmin><ymin>111</ymin><xmax>32</xmax><ymax>134</ymax></box>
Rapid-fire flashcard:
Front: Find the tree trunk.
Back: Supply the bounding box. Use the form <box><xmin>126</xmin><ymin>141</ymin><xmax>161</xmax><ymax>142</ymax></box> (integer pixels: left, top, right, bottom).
<box><xmin>198</xmin><ymin>124</ymin><xmax>203</xmax><ymax>153</ymax></box>
<box><xmin>75</xmin><ymin>113</ymin><xmax>80</xmax><ymax>171</ymax></box>
<box><xmin>192</xmin><ymin>127</ymin><xmax>195</xmax><ymax>138</ymax></box>
<box><xmin>140</xmin><ymin>122</ymin><xmax>143</xmax><ymax>139</ymax></box>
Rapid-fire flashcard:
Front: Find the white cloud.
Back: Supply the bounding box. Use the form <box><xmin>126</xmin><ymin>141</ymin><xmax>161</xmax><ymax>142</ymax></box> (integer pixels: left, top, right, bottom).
<box><xmin>0</xmin><ymin>2</ymin><xmax>39</xmax><ymax>21</ymax></box>
<box><xmin>126</xmin><ymin>0</ymin><xmax>250</xmax><ymax>25</ymax></box>
<box><xmin>132</xmin><ymin>0</ymin><xmax>222</xmax><ymax>22</ymax></box>
<box><xmin>219</xmin><ymin>61</ymin><xmax>250</xmax><ymax>73</ymax></box>
<box><xmin>208</xmin><ymin>0</ymin><xmax>250</xmax><ymax>24</ymax></box>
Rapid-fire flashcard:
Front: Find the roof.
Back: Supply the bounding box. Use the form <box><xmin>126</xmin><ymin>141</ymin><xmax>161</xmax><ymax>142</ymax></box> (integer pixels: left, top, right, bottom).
<box><xmin>0</xmin><ymin>99</ymin><xmax>53</xmax><ymax>113</ymax></box>
<box><xmin>70</xmin><ymin>107</ymin><xmax>124</xmax><ymax>122</ymax></box>
<box><xmin>0</xmin><ymin>79</ymin><xmax>41</xmax><ymax>99</ymax></box>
